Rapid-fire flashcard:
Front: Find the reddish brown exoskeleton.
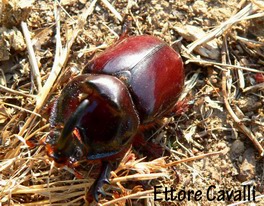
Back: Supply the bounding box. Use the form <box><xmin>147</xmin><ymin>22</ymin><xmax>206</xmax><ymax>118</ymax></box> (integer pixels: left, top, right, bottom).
<box><xmin>43</xmin><ymin>35</ymin><xmax>184</xmax><ymax>202</ymax></box>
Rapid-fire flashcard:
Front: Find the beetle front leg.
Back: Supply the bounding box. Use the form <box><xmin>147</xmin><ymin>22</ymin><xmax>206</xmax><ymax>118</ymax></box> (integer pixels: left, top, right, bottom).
<box><xmin>87</xmin><ymin>161</ymin><xmax>112</xmax><ymax>202</ymax></box>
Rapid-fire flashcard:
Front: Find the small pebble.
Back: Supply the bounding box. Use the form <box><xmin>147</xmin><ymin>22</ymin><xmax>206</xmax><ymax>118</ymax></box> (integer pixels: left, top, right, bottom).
<box><xmin>237</xmin><ymin>148</ymin><xmax>256</xmax><ymax>182</ymax></box>
<box><xmin>230</xmin><ymin>140</ymin><xmax>245</xmax><ymax>156</ymax></box>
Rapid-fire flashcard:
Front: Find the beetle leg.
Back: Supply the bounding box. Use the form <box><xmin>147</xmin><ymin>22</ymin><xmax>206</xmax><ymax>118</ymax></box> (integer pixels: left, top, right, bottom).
<box><xmin>89</xmin><ymin>161</ymin><xmax>112</xmax><ymax>202</ymax></box>
<box><xmin>57</xmin><ymin>99</ymin><xmax>89</xmax><ymax>150</ymax></box>
<box><xmin>120</xmin><ymin>14</ymin><xmax>132</xmax><ymax>38</ymax></box>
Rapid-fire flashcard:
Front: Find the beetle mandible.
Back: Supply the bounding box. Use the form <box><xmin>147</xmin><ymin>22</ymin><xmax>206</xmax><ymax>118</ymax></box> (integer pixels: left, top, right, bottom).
<box><xmin>45</xmin><ymin>35</ymin><xmax>185</xmax><ymax>202</ymax></box>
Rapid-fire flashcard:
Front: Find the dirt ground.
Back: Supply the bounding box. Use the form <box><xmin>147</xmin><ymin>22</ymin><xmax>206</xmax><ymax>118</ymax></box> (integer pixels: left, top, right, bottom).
<box><xmin>1</xmin><ymin>0</ymin><xmax>264</xmax><ymax>205</ymax></box>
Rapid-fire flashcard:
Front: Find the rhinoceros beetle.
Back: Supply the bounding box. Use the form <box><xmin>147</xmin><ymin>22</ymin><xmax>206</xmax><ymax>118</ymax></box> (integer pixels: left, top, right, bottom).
<box><xmin>44</xmin><ymin>35</ymin><xmax>184</xmax><ymax>202</ymax></box>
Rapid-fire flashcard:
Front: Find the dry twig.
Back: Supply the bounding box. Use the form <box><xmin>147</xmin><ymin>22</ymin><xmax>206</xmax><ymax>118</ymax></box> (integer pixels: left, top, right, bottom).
<box><xmin>100</xmin><ymin>0</ymin><xmax>123</xmax><ymax>22</ymax></box>
<box><xmin>21</xmin><ymin>21</ymin><xmax>42</xmax><ymax>92</ymax></box>
<box><xmin>187</xmin><ymin>3</ymin><xmax>259</xmax><ymax>53</ymax></box>
<box><xmin>221</xmin><ymin>40</ymin><xmax>264</xmax><ymax>156</ymax></box>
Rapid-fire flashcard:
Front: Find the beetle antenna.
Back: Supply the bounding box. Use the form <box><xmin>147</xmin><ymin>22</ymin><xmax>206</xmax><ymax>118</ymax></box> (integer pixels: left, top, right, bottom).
<box><xmin>57</xmin><ymin>99</ymin><xmax>89</xmax><ymax>150</ymax></box>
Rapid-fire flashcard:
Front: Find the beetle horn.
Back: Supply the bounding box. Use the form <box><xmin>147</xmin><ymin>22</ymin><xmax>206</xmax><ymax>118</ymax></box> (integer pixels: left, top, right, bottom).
<box><xmin>57</xmin><ymin>99</ymin><xmax>89</xmax><ymax>150</ymax></box>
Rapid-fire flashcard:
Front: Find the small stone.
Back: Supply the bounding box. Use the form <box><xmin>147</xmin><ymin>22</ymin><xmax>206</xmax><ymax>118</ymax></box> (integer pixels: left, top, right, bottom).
<box><xmin>192</xmin><ymin>0</ymin><xmax>208</xmax><ymax>14</ymax></box>
<box><xmin>237</xmin><ymin>148</ymin><xmax>256</xmax><ymax>182</ymax></box>
<box><xmin>231</xmin><ymin>140</ymin><xmax>245</xmax><ymax>156</ymax></box>
<box><xmin>216</xmin><ymin>142</ymin><xmax>226</xmax><ymax>150</ymax></box>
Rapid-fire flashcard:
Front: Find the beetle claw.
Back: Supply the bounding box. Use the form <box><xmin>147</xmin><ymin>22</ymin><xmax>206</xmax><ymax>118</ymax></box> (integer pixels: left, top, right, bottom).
<box><xmin>89</xmin><ymin>161</ymin><xmax>112</xmax><ymax>202</ymax></box>
<box><xmin>103</xmin><ymin>178</ymin><xmax>110</xmax><ymax>185</ymax></box>
<box><xmin>94</xmin><ymin>189</ymin><xmax>105</xmax><ymax>203</ymax></box>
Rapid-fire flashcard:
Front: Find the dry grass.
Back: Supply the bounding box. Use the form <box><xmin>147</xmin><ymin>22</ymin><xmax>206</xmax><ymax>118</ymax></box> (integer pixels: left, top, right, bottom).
<box><xmin>1</xmin><ymin>0</ymin><xmax>264</xmax><ymax>205</ymax></box>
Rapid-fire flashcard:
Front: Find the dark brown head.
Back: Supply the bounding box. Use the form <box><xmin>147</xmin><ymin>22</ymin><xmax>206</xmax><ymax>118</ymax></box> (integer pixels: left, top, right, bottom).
<box><xmin>45</xmin><ymin>74</ymin><xmax>139</xmax><ymax>166</ymax></box>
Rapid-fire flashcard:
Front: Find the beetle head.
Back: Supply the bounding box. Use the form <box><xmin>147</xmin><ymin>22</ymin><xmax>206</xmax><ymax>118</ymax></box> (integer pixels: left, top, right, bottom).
<box><xmin>45</xmin><ymin>99</ymin><xmax>90</xmax><ymax>166</ymax></box>
<box><xmin>45</xmin><ymin>74</ymin><xmax>139</xmax><ymax>165</ymax></box>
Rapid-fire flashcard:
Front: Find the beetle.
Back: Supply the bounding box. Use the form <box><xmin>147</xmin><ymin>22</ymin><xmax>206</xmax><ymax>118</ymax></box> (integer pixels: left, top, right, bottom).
<box><xmin>44</xmin><ymin>35</ymin><xmax>184</xmax><ymax>202</ymax></box>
